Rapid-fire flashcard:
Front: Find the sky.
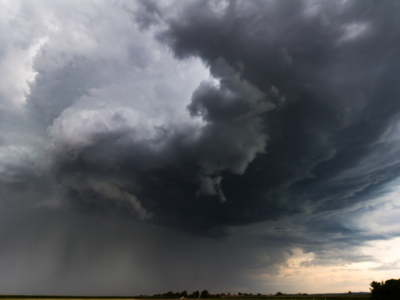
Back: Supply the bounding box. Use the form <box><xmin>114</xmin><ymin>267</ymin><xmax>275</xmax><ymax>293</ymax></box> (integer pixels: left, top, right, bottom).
<box><xmin>1</xmin><ymin>0</ymin><xmax>400</xmax><ymax>296</ymax></box>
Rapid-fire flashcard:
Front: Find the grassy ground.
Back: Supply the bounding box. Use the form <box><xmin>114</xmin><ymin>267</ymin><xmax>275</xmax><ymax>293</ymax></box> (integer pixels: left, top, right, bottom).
<box><xmin>206</xmin><ymin>297</ymin><xmax>371</xmax><ymax>300</ymax></box>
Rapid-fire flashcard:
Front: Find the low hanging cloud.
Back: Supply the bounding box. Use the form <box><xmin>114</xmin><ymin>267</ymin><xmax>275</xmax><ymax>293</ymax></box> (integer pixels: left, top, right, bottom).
<box><xmin>197</xmin><ymin>175</ymin><xmax>226</xmax><ymax>202</ymax></box>
<box><xmin>188</xmin><ymin>58</ymin><xmax>277</xmax><ymax>176</ymax></box>
<box><xmin>369</xmin><ymin>260</ymin><xmax>400</xmax><ymax>271</ymax></box>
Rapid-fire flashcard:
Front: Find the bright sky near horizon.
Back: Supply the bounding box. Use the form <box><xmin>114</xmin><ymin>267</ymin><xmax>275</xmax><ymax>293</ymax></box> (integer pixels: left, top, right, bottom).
<box><xmin>1</xmin><ymin>0</ymin><xmax>400</xmax><ymax>295</ymax></box>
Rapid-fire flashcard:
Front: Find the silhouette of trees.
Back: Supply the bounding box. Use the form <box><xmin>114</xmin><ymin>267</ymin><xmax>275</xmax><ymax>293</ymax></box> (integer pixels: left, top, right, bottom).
<box><xmin>370</xmin><ymin>278</ymin><xmax>400</xmax><ymax>300</ymax></box>
<box><xmin>200</xmin><ymin>290</ymin><xmax>210</xmax><ymax>298</ymax></box>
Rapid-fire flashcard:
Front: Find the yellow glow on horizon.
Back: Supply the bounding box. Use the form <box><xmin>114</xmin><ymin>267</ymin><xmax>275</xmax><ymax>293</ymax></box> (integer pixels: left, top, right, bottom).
<box><xmin>258</xmin><ymin>239</ymin><xmax>400</xmax><ymax>294</ymax></box>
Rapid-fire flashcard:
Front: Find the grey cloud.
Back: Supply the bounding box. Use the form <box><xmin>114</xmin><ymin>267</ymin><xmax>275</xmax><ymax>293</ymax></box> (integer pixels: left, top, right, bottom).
<box><xmin>187</xmin><ymin>58</ymin><xmax>273</xmax><ymax>176</ymax></box>
<box><xmin>369</xmin><ymin>260</ymin><xmax>400</xmax><ymax>271</ymax></box>
<box><xmin>299</xmin><ymin>251</ymin><xmax>376</xmax><ymax>268</ymax></box>
<box><xmin>60</xmin><ymin>175</ymin><xmax>152</xmax><ymax>220</ymax></box>
<box><xmin>197</xmin><ymin>176</ymin><xmax>226</xmax><ymax>202</ymax></box>
<box><xmin>132</xmin><ymin>0</ymin><xmax>163</xmax><ymax>31</ymax></box>
<box><xmin>0</xmin><ymin>147</ymin><xmax>35</xmax><ymax>183</ymax></box>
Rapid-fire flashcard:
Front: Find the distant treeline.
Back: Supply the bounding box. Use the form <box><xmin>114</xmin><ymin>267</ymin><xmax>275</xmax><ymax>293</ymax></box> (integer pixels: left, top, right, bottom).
<box><xmin>136</xmin><ymin>291</ymin><xmax>309</xmax><ymax>298</ymax></box>
<box><xmin>147</xmin><ymin>290</ymin><xmax>212</xmax><ymax>298</ymax></box>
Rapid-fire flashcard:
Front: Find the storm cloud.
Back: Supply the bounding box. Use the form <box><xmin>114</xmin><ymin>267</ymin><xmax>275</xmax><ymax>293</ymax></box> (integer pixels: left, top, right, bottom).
<box><xmin>1</xmin><ymin>0</ymin><xmax>400</xmax><ymax>295</ymax></box>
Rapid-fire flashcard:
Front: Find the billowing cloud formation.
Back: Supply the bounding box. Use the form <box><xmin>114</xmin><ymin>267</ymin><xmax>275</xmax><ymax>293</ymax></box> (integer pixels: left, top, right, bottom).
<box><xmin>1</xmin><ymin>0</ymin><xmax>400</xmax><ymax>295</ymax></box>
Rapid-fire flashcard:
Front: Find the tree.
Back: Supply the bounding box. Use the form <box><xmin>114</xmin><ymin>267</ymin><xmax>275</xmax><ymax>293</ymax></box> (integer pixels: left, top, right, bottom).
<box><xmin>181</xmin><ymin>291</ymin><xmax>188</xmax><ymax>298</ymax></box>
<box><xmin>201</xmin><ymin>290</ymin><xmax>210</xmax><ymax>298</ymax></box>
<box><xmin>164</xmin><ymin>291</ymin><xmax>176</xmax><ymax>297</ymax></box>
<box><xmin>370</xmin><ymin>278</ymin><xmax>400</xmax><ymax>300</ymax></box>
<box><xmin>194</xmin><ymin>290</ymin><xmax>200</xmax><ymax>298</ymax></box>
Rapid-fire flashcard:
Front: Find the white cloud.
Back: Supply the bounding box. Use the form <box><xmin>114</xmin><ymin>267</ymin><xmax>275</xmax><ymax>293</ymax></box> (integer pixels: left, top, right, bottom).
<box><xmin>338</xmin><ymin>22</ymin><xmax>369</xmax><ymax>43</ymax></box>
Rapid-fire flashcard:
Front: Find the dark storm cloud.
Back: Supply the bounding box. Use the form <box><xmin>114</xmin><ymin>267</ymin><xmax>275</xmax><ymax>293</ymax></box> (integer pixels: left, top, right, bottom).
<box><xmin>1</xmin><ymin>0</ymin><xmax>400</xmax><ymax>295</ymax></box>
<box><xmin>154</xmin><ymin>0</ymin><xmax>400</xmax><ymax>222</ymax></box>
<box><xmin>32</xmin><ymin>0</ymin><xmax>400</xmax><ymax>240</ymax></box>
<box><xmin>40</xmin><ymin>54</ymin><xmax>279</xmax><ymax>225</ymax></box>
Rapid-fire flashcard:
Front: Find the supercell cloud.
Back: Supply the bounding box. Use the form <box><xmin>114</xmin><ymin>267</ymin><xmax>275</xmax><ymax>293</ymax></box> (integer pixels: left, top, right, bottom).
<box><xmin>1</xmin><ymin>0</ymin><xmax>400</xmax><ymax>295</ymax></box>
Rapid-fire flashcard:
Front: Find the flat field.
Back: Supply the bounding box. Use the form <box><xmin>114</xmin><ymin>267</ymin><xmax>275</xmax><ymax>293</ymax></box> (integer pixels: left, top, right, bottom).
<box><xmin>237</xmin><ymin>298</ymin><xmax>369</xmax><ymax>300</ymax></box>
<box><xmin>0</xmin><ymin>296</ymin><xmax>371</xmax><ymax>300</ymax></box>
